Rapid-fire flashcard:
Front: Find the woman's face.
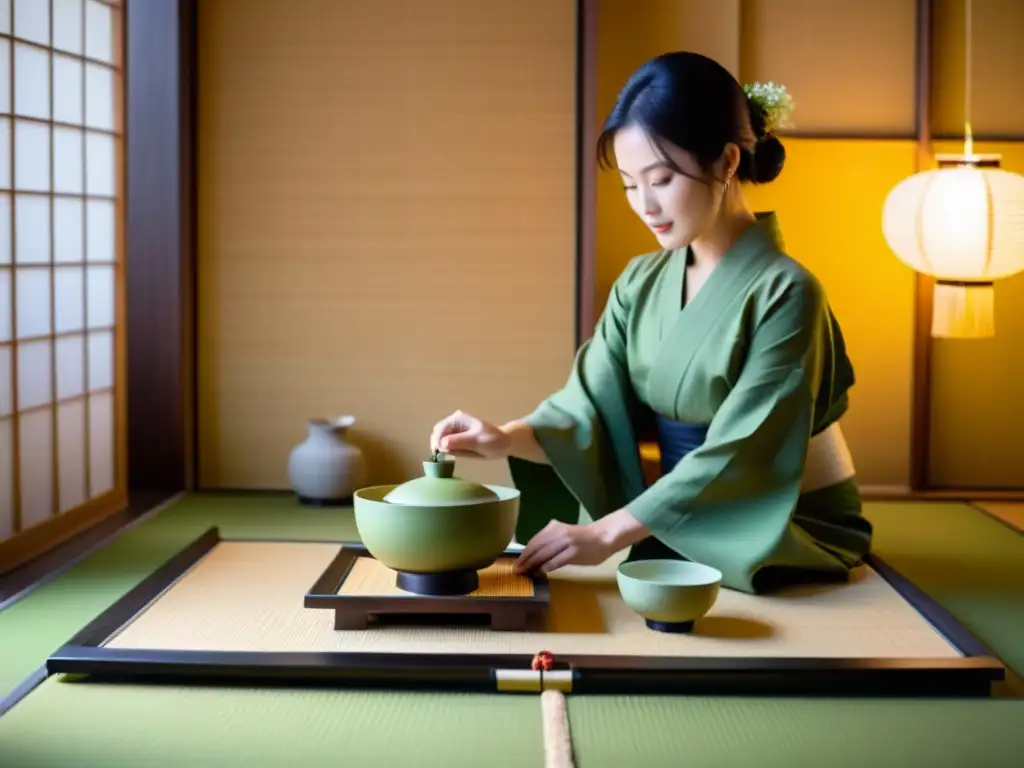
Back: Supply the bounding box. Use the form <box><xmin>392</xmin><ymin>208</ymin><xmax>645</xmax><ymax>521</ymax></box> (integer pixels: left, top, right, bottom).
<box><xmin>612</xmin><ymin>124</ymin><xmax>720</xmax><ymax>250</ymax></box>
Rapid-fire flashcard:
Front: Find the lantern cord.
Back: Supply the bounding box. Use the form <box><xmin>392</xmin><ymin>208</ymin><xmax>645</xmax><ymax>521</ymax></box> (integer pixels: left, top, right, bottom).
<box><xmin>963</xmin><ymin>0</ymin><xmax>973</xmax><ymax>156</ymax></box>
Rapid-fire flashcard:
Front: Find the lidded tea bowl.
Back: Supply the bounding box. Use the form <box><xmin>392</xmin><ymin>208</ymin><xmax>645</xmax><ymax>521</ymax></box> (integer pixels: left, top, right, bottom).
<box><xmin>352</xmin><ymin>452</ymin><xmax>520</xmax><ymax>594</ymax></box>
<box><xmin>383</xmin><ymin>454</ymin><xmax>500</xmax><ymax>507</ymax></box>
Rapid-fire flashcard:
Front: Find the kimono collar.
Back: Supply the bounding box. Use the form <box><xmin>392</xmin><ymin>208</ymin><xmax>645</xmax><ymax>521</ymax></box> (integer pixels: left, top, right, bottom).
<box><xmin>684</xmin><ymin>211</ymin><xmax>785</xmax><ymax>266</ymax></box>
<box><xmin>752</xmin><ymin>210</ymin><xmax>785</xmax><ymax>252</ymax></box>
<box><xmin>729</xmin><ymin>210</ymin><xmax>785</xmax><ymax>257</ymax></box>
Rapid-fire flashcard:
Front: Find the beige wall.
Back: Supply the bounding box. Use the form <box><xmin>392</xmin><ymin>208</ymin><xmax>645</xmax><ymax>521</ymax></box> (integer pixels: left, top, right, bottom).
<box><xmin>196</xmin><ymin>0</ymin><xmax>578</xmax><ymax>489</ymax></box>
<box><xmin>197</xmin><ymin>0</ymin><xmax>1024</xmax><ymax>493</ymax></box>
<box><xmin>931</xmin><ymin>0</ymin><xmax>1024</xmax><ymax>137</ymax></box>
<box><xmin>740</xmin><ymin>0</ymin><xmax>917</xmax><ymax>135</ymax></box>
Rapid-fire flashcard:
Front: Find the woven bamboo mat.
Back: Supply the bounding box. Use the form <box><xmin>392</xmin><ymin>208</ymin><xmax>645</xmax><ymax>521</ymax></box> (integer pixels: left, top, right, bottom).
<box><xmin>338</xmin><ymin>557</ymin><xmax>534</xmax><ymax>597</ymax></box>
<box><xmin>103</xmin><ymin>541</ymin><xmax>960</xmax><ymax>660</ymax></box>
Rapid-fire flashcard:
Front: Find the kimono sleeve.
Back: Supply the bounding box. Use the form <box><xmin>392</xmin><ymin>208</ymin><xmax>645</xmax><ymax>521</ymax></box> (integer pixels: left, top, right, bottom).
<box><xmin>625</xmin><ymin>272</ymin><xmax>829</xmax><ymax>591</ymax></box>
<box><xmin>508</xmin><ymin>257</ymin><xmax>649</xmax><ymax>542</ymax></box>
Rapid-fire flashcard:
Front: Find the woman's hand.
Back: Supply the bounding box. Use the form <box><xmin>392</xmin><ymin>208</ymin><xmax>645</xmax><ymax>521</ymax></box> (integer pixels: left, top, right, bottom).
<box><xmin>513</xmin><ymin>520</ymin><xmax>615</xmax><ymax>574</ymax></box>
<box><xmin>513</xmin><ymin>509</ymin><xmax>651</xmax><ymax>574</ymax></box>
<box><xmin>429</xmin><ymin>410</ymin><xmax>511</xmax><ymax>459</ymax></box>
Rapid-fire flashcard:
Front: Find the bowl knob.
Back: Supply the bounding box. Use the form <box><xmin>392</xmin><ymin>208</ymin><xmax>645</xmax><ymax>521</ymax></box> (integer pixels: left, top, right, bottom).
<box><xmin>423</xmin><ymin>454</ymin><xmax>455</xmax><ymax>478</ymax></box>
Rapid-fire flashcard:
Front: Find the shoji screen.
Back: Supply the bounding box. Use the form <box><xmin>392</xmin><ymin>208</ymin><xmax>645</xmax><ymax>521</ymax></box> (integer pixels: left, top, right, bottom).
<box><xmin>0</xmin><ymin>0</ymin><xmax>124</xmax><ymax>555</ymax></box>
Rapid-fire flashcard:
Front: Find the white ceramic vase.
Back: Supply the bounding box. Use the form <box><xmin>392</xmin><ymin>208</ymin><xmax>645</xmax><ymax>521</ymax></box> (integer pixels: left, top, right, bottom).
<box><xmin>288</xmin><ymin>415</ymin><xmax>367</xmax><ymax>505</ymax></box>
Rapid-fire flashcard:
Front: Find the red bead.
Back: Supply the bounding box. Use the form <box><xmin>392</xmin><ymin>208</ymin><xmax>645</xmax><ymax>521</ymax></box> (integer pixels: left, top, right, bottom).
<box><xmin>531</xmin><ymin>650</ymin><xmax>555</xmax><ymax>671</ymax></box>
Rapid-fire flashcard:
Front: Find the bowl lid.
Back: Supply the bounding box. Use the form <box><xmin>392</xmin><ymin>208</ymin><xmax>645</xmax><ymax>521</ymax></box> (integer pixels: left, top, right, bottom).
<box><xmin>382</xmin><ymin>453</ymin><xmax>500</xmax><ymax>507</ymax></box>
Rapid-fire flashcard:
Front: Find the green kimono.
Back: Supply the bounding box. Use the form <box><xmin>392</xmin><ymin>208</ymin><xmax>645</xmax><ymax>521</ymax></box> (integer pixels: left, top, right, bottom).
<box><xmin>508</xmin><ymin>212</ymin><xmax>872</xmax><ymax>594</ymax></box>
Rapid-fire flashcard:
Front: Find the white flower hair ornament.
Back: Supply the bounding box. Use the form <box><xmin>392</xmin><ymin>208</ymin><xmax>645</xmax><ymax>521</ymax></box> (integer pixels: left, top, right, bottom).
<box><xmin>743</xmin><ymin>81</ymin><xmax>794</xmax><ymax>134</ymax></box>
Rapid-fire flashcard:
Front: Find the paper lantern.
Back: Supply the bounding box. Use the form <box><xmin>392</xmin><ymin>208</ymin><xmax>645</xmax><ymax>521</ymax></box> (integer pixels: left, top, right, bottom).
<box><xmin>882</xmin><ymin>154</ymin><xmax>1024</xmax><ymax>338</ymax></box>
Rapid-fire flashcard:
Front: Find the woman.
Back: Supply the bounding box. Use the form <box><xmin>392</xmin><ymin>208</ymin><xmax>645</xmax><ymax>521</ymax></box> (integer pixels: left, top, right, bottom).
<box><xmin>429</xmin><ymin>51</ymin><xmax>872</xmax><ymax>594</ymax></box>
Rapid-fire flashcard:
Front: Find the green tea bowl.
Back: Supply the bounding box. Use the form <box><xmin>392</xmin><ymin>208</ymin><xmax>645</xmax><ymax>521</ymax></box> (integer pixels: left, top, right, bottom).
<box><xmin>616</xmin><ymin>559</ymin><xmax>722</xmax><ymax>633</ymax></box>
<box><xmin>352</xmin><ymin>481</ymin><xmax>519</xmax><ymax>575</ymax></box>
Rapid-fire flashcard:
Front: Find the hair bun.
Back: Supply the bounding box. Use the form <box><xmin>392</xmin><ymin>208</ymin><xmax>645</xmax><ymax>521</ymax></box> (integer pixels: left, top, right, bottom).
<box><xmin>753</xmin><ymin>134</ymin><xmax>785</xmax><ymax>183</ymax></box>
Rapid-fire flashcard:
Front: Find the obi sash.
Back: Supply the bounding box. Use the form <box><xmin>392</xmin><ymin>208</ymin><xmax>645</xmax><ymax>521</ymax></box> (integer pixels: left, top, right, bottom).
<box><xmin>655</xmin><ymin>417</ymin><xmax>855</xmax><ymax>491</ymax></box>
<box><xmin>655</xmin><ymin>417</ymin><xmax>708</xmax><ymax>476</ymax></box>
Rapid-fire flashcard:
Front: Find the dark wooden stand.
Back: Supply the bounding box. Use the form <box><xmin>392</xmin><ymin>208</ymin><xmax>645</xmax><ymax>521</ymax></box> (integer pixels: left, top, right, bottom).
<box><xmin>330</xmin><ymin>597</ymin><xmax>544</xmax><ymax>631</ymax></box>
<box><xmin>305</xmin><ymin>545</ymin><xmax>550</xmax><ymax>632</ymax></box>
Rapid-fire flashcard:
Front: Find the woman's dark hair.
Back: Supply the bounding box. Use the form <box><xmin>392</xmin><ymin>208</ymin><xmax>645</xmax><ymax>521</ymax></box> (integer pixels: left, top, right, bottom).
<box><xmin>597</xmin><ymin>51</ymin><xmax>785</xmax><ymax>185</ymax></box>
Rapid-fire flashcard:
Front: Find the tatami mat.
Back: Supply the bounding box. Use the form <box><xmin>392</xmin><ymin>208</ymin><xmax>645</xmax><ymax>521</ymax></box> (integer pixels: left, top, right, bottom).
<box><xmin>567</xmin><ymin>498</ymin><xmax>1024</xmax><ymax>767</ymax></box>
<box><xmin>0</xmin><ymin>493</ymin><xmax>359</xmax><ymax>696</ymax></box>
<box><xmin>0</xmin><ymin>494</ymin><xmax>1023</xmax><ymax>767</ymax></box>
<box><xmin>973</xmin><ymin>502</ymin><xmax>1024</xmax><ymax>535</ymax></box>
<box><xmin>566</xmin><ymin>695</ymin><xmax>1024</xmax><ymax>768</ymax></box>
<box><xmin>101</xmin><ymin>539</ymin><xmax>960</xmax><ymax>660</ymax></box>
<box><xmin>0</xmin><ymin>682</ymin><xmax>546</xmax><ymax>768</ymax></box>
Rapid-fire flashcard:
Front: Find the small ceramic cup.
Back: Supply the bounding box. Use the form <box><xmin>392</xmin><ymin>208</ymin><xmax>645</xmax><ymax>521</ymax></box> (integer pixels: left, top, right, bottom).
<box><xmin>616</xmin><ymin>559</ymin><xmax>722</xmax><ymax>633</ymax></box>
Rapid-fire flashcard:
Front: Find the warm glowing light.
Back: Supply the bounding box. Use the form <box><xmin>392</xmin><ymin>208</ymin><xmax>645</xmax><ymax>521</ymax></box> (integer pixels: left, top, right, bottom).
<box><xmin>882</xmin><ymin>155</ymin><xmax>1024</xmax><ymax>338</ymax></box>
